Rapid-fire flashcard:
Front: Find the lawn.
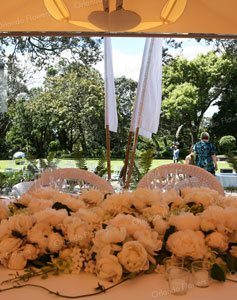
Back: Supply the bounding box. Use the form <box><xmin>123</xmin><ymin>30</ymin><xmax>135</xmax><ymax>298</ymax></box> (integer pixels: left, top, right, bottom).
<box><xmin>0</xmin><ymin>158</ymin><xmax>233</xmax><ymax>174</ymax></box>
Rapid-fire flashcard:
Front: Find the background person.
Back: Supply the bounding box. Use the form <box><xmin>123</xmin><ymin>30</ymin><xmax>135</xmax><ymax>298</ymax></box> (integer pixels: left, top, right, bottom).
<box><xmin>171</xmin><ymin>145</ymin><xmax>179</xmax><ymax>163</ymax></box>
<box><xmin>192</xmin><ymin>132</ymin><xmax>218</xmax><ymax>175</ymax></box>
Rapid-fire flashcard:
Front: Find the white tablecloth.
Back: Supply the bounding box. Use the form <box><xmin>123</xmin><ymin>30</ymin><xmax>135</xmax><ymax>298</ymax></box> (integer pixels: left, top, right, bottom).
<box><xmin>216</xmin><ymin>173</ymin><xmax>237</xmax><ymax>188</ymax></box>
<box><xmin>0</xmin><ymin>267</ymin><xmax>236</xmax><ymax>300</ymax></box>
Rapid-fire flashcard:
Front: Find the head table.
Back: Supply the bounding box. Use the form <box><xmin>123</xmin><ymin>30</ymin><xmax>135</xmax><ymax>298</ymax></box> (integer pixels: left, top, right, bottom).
<box><xmin>0</xmin><ymin>267</ymin><xmax>236</xmax><ymax>300</ymax></box>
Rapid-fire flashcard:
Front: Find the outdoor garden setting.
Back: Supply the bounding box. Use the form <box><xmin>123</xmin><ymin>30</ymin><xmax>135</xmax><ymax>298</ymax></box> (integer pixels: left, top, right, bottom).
<box><xmin>0</xmin><ymin>1</ymin><xmax>237</xmax><ymax>300</ymax></box>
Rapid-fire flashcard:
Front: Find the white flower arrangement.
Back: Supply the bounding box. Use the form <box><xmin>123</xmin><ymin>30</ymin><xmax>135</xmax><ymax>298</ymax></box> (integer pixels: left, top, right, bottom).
<box><xmin>0</xmin><ymin>186</ymin><xmax>236</xmax><ymax>285</ymax></box>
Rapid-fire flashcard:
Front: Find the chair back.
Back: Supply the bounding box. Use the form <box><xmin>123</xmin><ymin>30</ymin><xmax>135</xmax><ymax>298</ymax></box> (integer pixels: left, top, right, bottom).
<box><xmin>28</xmin><ymin>168</ymin><xmax>115</xmax><ymax>194</ymax></box>
<box><xmin>137</xmin><ymin>164</ymin><xmax>225</xmax><ymax>196</ymax></box>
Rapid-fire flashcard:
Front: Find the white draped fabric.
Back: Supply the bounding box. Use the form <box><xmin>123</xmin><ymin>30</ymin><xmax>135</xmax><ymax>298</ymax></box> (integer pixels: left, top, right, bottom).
<box><xmin>104</xmin><ymin>37</ymin><xmax>118</xmax><ymax>133</ymax></box>
<box><xmin>130</xmin><ymin>38</ymin><xmax>163</xmax><ymax>139</ymax></box>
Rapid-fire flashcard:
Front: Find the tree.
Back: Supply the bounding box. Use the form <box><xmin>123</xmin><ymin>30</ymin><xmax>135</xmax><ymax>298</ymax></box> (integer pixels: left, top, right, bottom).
<box><xmin>0</xmin><ymin>37</ymin><xmax>102</xmax><ymax>67</ymax></box>
<box><xmin>161</xmin><ymin>52</ymin><xmax>230</xmax><ymax>145</ymax></box>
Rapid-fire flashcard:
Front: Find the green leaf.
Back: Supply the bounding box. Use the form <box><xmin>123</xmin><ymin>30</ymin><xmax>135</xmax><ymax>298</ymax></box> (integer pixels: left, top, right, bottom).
<box><xmin>122</xmin><ymin>272</ymin><xmax>137</xmax><ymax>280</ymax></box>
<box><xmin>13</xmin><ymin>203</ymin><xmax>27</xmax><ymax>209</ymax></box>
<box><xmin>145</xmin><ymin>263</ymin><xmax>156</xmax><ymax>274</ymax></box>
<box><xmin>211</xmin><ymin>263</ymin><xmax>226</xmax><ymax>281</ymax></box>
<box><xmin>52</xmin><ymin>202</ymin><xmax>73</xmax><ymax>215</ymax></box>
<box><xmin>103</xmin><ymin>193</ymin><xmax>112</xmax><ymax>200</ymax></box>
<box><xmin>11</xmin><ymin>230</ymin><xmax>25</xmax><ymax>239</ymax></box>
<box><xmin>226</xmin><ymin>253</ymin><xmax>237</xmax><ymax>272</ymax></box>
<box><xmin>164</xmin><ymin>226</ymin><xmax>175</xmax><ymax>243</ymax></box>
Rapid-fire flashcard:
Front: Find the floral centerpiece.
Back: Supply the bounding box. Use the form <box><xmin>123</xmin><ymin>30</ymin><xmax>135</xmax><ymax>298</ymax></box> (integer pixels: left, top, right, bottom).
<box><xmin>0</xmin><ymin>186</ymin><xmax>237</xmax><ymax>290</ymax></box>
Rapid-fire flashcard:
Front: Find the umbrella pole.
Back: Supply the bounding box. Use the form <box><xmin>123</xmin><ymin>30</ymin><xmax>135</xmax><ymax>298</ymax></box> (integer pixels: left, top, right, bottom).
<box><xmin>106</xmin><ymin>125</ymin><xmax>111</xmax><ymax>181</ymax></box>
<box><xmin>125</xmin><ymin>127</ymin><xmax>139</xmax><ymax>189</ymax></box>
<box><xmin>122</xmin><ymin>131</ymin><xmax>133</xmax><ymax>184</ymax></box>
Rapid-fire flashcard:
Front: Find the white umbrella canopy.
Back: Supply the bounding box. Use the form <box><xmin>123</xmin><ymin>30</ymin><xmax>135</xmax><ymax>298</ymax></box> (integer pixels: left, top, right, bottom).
<box><xmin>0</xmin><ymin>0</ymin><xmax>237</xmax><ymax>37</ymax></box>
<box><xmin>13</xmin><ymin>151</ymin><xmax>25</xmax><ymax>159</ymax></box>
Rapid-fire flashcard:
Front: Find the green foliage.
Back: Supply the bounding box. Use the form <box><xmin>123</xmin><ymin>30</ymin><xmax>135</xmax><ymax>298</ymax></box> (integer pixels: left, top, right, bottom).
<box><xmin>130</xmin><ymin>148</ymin><xmax>155</xmax><ymax>185</ymax></box>
<box><xmin>139</xmin><ymin>148</ymin><xmax>155</xmax><ymax>177</ymax></box>
<box><xmin>39</xmin><ymin>152</ymin><xmax>58</xmax><ymax>171</ymax></box>
<box><xmin>211</xmin><ymin>263</ymin><xmax>226</xmax><ymax>282</ymax></box>
<box><xmin>219</xmin><ymin>136</ymin><xmax>236</xmax><ymax>153</ymax></box>
<box><xmin>0</xmin><ymin>170</ymin><xmax>25</xmax><ymax>194</ymax></box>
<box><xmin>94</xmin><ymin>152</ymin><xmax>107</xmax><ymax>178</ymax></box>
<box><xmin>72</xmin><ymin>152</ymin><xmax>88</xmax><ymax>170</ymax></box>
<box><xmin>225</xmin><ymin>151</ymin><xmax>237</xmax><ymax>173</ymax></box>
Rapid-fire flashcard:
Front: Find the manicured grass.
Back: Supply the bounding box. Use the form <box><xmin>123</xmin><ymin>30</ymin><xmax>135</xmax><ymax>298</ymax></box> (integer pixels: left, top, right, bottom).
<box><xmin>0</xmin><ymin>158</ymin><xmax>234</xmax><ymax>174</ymax></box>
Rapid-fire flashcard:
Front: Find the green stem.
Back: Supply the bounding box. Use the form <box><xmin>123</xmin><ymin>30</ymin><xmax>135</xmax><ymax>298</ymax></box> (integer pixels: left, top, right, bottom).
<box><xmin>0</xmin><ymin>278</ymin><xmax>129</xmax><ymax>299</ymax></box>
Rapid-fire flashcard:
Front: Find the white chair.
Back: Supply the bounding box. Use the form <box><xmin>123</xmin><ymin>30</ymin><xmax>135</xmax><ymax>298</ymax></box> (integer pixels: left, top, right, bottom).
<box><xmin>137</xmin><ymin>163</ymin><xmax>225</xmax><ymax>196</ymax></box>
<box><xmin>28</xmin><ymin>168</ymin><xmax>115</xmax><ymax>194</ymax></box>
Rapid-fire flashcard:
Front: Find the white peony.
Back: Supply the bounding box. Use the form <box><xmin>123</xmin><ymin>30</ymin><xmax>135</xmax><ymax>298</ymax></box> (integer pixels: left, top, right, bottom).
<box><xmin>93</xmin><ymin>225</ymin><xmax>127</xmax><ymax>249</ymax></box>
<box><xmin>0</xmin><ymin>201</ymin><xmax>10</xmax><ymax>221</ymax></box>
<box><xmin>110</xmin><ymin>214</ymin><xmax>150</xmax><ymax>235</ymax></box>
<box><xmin>8</xmin><ymin>213</ymin><xmax>33</xmax><ymax>235</ymax></box>
<box><xmin>33</xmin><ymin>208</ymin><xmax>68</xmax><ymax>226</ymax></box>
<box><xmin>167</xmin><ymin>230</ymin><xmax>207</xmax><ymax>259</ymax></box>
<box><xmin>129</xmin><ymin>189</ymin><xmax>161</xmax><ymax>210</ymax></box>
<box><xmin>183</xmin><ymin>191</ymin><xmax>214</xmax><ymax>208</ymax></box>
<box><xmin>0</xmin><ymin>219</ymin><xmax>11</xmax><ymax>241</ymax></box>
<box><xmin>76</xmin><ymin>208</ymin><xmax>104</xmax><ymax>224</ymax></box>
<box><xmin>96</xmin><ymin>255</ymin><xmax>123</xmax><ymax>282</ymax></box>
<box><xmin>8</xmin><ymin>250</ymin><xmax>27</xmax><ymax>270</ymax></box>
<box><xmin>118</xmin><ymin>241</ymin><xmax>149</xmax><ymax>272</ymax></box>
<box><xmin>0</xmin><ymin>238</ymin><xmax>22</xmax><ymax>258</ymax></box>
<box><xmin>205</xmin><ymin>232</ymin><xmax>228</xmax><ymax>253</ymax></box>
<box><xmin>27</xmin><ymin>223</ymin><xmax>52</xmax><ymax>253</ymax></box>
<box><xmin>152</xmin><ymin>216</ymin><xmax>169</xmax><ymax>236</ymax></box>
<box><xmin>162</xmin><ymin>190</ymin><xmax>184</xmax><ymax>208</ymax></box>
<box><xmin>169</xmin><ymin>212</ymin><xmax>200</xmax><ymax>231</ymax></box>
<box><xmin>79</xmin><ymin>189</ymin><xmax>104</xmax><ymax>206</ymax></box>
<box><xmin>200</xmin><ymin>219</ymin><xmax>216</xmax><ymax>232</ymax></box>
<box><xmin>63</xmin><ymin>217</ymin><xmax>91</xmax><ymax>248</ymax></box>
<box><xmin>53</xmin><ymin>193</ymin><xmax>86</xmax><ymax>212</ymax></box>
<box><xmin>133</xmin><ymin>230</ymin><xmax>162</xmax><ymax>255</ymax></box>
<box><xmin>28</xmin><ymin>198</ymin><xmax>53</xmax><ymax>213</ymax></box>
<box><xmin>102</xmin><ymin>192</ymin><xmax>131</xmax><ymax>215</ymax></box>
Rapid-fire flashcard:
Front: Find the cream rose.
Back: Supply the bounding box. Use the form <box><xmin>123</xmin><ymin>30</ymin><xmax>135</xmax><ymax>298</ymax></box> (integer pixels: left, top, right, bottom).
<box><xmin>48</xmin><ymin>232</ymin><xmax>64</xmax><ymax>253</ymax></box>
<box><xmin>23</xmin><ymin>244</ymin><xmax>39</xmax><ymax>260</ymax></box>
<box><xmin>118</xmin><ymin>241</ymin><xmax>149</xmax><ymax>272</ymax></box>
<box><xmin>167</xmin><ymin>230</ymin><xmax>207</xmax><ymax>259</ymax></box>
<box><xmin>169</xmin><ymin>213</ymin><xmax>200</xmax><ymax>231</ymax></box>
<box><xmin>96</xmin><ymin>255</ymin><xmax>123</xmax><ymax>282</ymax></box>
<box><xmin>8</xmin><ymin>250</ymin><xmax>27</xmax><ymax>270</ymax></box>
<box><xmin>205</xmin><ymin>232</ymin><xmax>228</xmax><ymax>252</ymax></box>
